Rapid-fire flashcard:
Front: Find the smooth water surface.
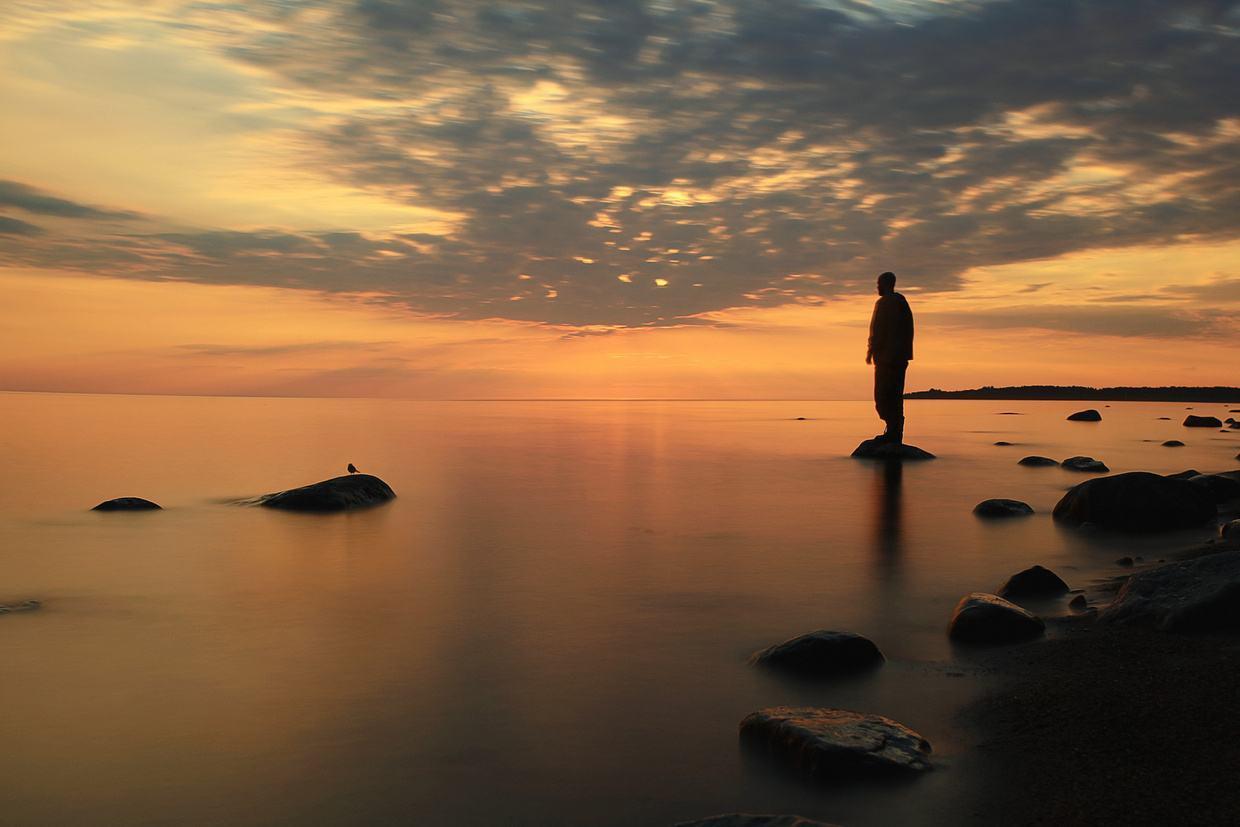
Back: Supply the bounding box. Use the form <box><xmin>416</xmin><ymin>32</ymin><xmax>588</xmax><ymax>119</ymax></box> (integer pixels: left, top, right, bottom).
<box><xmin>1</xmin><ymin>393</ymin><xmax>1236</xmax><ymax>825</ymax></box>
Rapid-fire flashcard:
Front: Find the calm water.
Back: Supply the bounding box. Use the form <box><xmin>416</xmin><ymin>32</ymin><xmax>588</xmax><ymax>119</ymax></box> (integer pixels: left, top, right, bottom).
<box><xmin>1</xmin><ymin>392</ymin><xmax>1236</xmax><ymax>825</ymax></box>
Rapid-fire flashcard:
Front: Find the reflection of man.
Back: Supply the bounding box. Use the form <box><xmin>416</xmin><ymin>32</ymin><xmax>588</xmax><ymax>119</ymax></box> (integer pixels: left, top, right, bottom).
<box><xmin>866</xmin><ymin>271</ymin><xmax>915</xmax><ymax>444</ymax></box>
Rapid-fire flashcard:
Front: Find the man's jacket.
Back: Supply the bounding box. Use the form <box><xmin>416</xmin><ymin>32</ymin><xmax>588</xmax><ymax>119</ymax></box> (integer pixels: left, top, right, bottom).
<box><xmin>868</xmin><ymin>292</ymin><xmax>914</xmax><ymax>362</ymax></box>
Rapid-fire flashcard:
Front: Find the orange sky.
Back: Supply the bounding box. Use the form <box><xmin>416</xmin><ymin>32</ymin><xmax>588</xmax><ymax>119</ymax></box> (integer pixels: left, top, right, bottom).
<box><xmin>1</xmin><ymin>2</ymin><xmax>1237</xmax><ymax>398</ymax></box>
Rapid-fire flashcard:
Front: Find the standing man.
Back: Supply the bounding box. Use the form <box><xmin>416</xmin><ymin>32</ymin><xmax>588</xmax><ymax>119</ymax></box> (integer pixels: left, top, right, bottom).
<box><xmin>866</xmin><ymin>271</ymin><xmax>915</xmax><ymax>444</ymax></box>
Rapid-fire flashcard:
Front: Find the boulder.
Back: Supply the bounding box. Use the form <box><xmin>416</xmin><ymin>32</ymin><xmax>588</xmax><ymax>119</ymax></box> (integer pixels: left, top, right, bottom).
<box><xmin>1183</xmin><ymin>415</ymin><xmax>1222</xmax><ymax>428</ymax></box>
<box><xmin>1018</xmin><ymin>455</ymin><xmax>1058</xmax><ymax>467</ymax></box>
<box><xmin>1101</xmin><ymin>551</ymin><xmax>1240</xmax><ymax>633</ymax></box>
<box><xmin>1067</xmin><ymin>409</ymin><xmax>1102</xmax><ymax>422</ymax></box>
<box><xmin>1053</xmin><ymin>472</ymin><xmax>1216</xmax><ymax>531</ymax></box>
<box><xmin>257</xmin><ymin>474</ymin><xmax>396</xmax><ymax>512</ymax></box>
<box><xmin>738</xmin><ymin>707</ymin><xmax>931</xmax><ymax>779</ymax></box>
<box><xmin>973</xmin><ymin>499</ymin><xmax>1034</xmax><ymax>518</ymax></box>
<box><xmin>997</xmin><ymin>566</ymin><xmax>1070</xmax><ymax>599</ymax></box>
<box><xmin>949</xmin><ymin>593</ymin><xmax>1045</xmax><ymax>643</ymax></box>
<box><xmin>0</xmin><ymin>600</ymin><xmax>41</xmax><ymax>614</ymax></box>
<box><xmin>676</xmin><ymin>817</ymin><xmax>838</xmax><ymax>827</ymax></box>
<box><xmin>850</xmin><ymin>439</ymin><xmax>935</xmax><ymax>461</ymax></box>
<box><xmin>1061</xmin><ymin>456</ymin><xmax>1109</xmax><ymax>473</ymax></box>
<box><xmin>1069</xmin><ymin>594</ymin><xmax>1088</xmax><ymax>612</ymax></box>
<box><xmin>749</xmin><ymin>630</ymin><xmax>883</xmax><ymax>677</ymax></box>
<box><xmin>1162</xmin><ymin>440</ymin><xmax>1185</xmax><ymax>447</ymax></box>
<box><xmin>1186</xmin><ymin>473</ymin><xmax>1240</xmax><ymax>504</ymax></box>
<box><xmin>92</xmin><ymin>497</ymin><xmax>161</xmax><ymax>511</ymax></box>
<box><xmin>1221</xmin><ymin>520</ymin><xmax>1240</xmax><ymax>540</ymax></box>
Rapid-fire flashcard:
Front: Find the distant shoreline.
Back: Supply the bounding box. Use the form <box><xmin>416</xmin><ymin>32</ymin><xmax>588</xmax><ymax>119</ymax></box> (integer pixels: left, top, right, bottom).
<box><xmin>906</xmin><ymin>385</ymin><xmax>1240</xmax><ymax>402</ymax></box>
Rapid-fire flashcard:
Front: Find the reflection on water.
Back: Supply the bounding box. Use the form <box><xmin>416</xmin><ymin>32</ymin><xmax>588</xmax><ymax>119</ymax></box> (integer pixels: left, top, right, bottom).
<box><xmin>0</xmin><ymin>393</ymin><xmax>1234</xmax><ymax>825</ymax></box>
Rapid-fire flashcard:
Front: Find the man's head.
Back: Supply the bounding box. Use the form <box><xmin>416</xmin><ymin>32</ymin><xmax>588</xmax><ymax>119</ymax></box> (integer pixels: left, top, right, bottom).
<box><xmin>877</xmin><ymin>271</ymin><xmax>897</xmax><ymax>295</ymax></box>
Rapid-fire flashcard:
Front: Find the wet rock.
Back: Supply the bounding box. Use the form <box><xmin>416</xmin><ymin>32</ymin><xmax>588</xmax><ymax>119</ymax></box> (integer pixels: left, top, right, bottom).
<box><xmin>92</xmin><ymin>497</ymin><xmax>161</xmax><ymax>511</ymax></box>
<box><xmin>1158</xmin><ymin>417</ymin><xmax>1172</xmax><ymax>420</ymax></box>
<box><xmin>997</xmin><ymin>566</ymin><xmax>1070</xmax><ymax>599</ymax></box>
<box><xmin>850</xmin><ymin>439</ymin><xmax>935</xmax><ymax>461</ymax></box>
<box><xmin>1067</xmin><ymin>409</ymin><xmax>1102</xmax><ymax>422</ymax></box>
<box><xmin>994</xmin><ymin>441</ymin><xmax>1013</xmax><ymax>446</ymax></box>
<box><xmin>1018</xmin><ymin>456</ymin><xmax>1058</xmax><ymax>467</ymax></box>
<box><xmin>676</xmin><ymin>815</ymin><xmax>839</xmax><ymax>827</ymax></box>
<box><xmin>1101</xmin><ymin>551</ymin><xmax>1240</xmax><ymax>633</ymax></box>
<box><xmin>1183</xmin><ymin>415</ymin><xmax>1222</xmax><ymax>428</ymax></box>
<box><xmin>1162</xmin><ymin>440</ymin><xmax>1185</xmax><ymax>447</ymax></box>
<box><xmin>949</xmin><ymin>593</ymin><xmax>1045</xmax><ymax>644</ymax></box>
<box><xmin>0</xmin><ymin>600</ymin><xmax>41</xmax><ymax>614</ymax></box>
<box><xmin>749</xmin><ymin>630</ymin><xmax>884</xmax><ymax>677</ymax></box>
<box><xmin>794</xmin><ymin>417</ymin><xmax>807</xmax><ymax>421</ymax></box>
<box><xmin>973</xmin><ymin>499</ymin><xmax>1034</xmax><ymax>518</ymax></box>
<box><xmin>738</xmin><ymin>706</ymin><xmax>932</xmax><ymax>779</ymax></box>
<box><xmin>1069</xmin><ymin>594</ymin><xmax>1088</xmax><ymax>612</ymax></box>
<box><xmin>1053</xmin><ymin>472</ymin><xmax>1216</xmax><ymax>532</ymax></box>
<box><xmin>257</xmin><ymin>474</ymin><xmax>396</xmax><ymax>512</ymax></box>
<box><xmin>1186</xmin><ymin>473</ymin><xmax>1240</xmax><ymax>504</ymax></box>
<box><xmin>1061</xmin><ymin>456</ymin><xmax>1109</xmax><ymax>473</ymax></box>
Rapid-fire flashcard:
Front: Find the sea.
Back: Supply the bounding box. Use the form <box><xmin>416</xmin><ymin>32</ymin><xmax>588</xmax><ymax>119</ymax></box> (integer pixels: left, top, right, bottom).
<box><xmin>1</xmin><ymin>392</ymin><xmax>1236</xmax><ymax>825</ymax></box>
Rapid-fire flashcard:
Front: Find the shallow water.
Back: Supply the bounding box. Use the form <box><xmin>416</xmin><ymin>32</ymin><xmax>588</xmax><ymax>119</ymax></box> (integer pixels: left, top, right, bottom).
<box><xmin>0</xmin><ymin>392</ymin><xmax>1236</xmax><ymax>825</ymax></box>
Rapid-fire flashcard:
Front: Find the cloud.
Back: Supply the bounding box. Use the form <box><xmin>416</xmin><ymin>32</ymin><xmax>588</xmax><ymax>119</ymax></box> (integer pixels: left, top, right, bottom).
<box><xmin>0</xmin><ymin>215</ymin><xmax>44</xmax><ymax>236</ymax></box>
<box><xmin>0</xmin><ymin>180</ymin><xmax>142</xmax><ymax>221</ymax></box>
<box><xmin>926</xmin><ymin>304</ymin><xmax>1239</xmax><ymax>339</ymax></box>
<box><xmin>176</xmin><ymin>340</ymin><xmax>397</xmax><ymax>358</ymax></box>
<box><xmin>1</xmin><ymin>0</ymin><xmax>1237</xmax><ymax>327</ymax></box>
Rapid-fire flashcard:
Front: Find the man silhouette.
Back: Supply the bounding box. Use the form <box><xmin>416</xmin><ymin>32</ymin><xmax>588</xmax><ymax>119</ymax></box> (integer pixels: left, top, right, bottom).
<box><xmin>866</xmin><ymin>271</ymin><xmax>914</xmax><ymax>444</ymax></box>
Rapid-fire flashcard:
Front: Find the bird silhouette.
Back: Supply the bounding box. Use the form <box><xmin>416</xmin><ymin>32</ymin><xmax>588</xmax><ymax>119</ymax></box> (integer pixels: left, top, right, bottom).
<box><xmin>347</xmin><ymin>463</ymin><xmax>359</xmax><ymax>474</ymax></box>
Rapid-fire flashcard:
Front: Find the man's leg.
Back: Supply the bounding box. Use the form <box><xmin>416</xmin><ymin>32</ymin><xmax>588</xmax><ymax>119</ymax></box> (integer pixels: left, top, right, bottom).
<box><xmin>889</xmin><ymin>361</ymin><xmax>908</xmax><ymax>443</ymax></box>
<box><xmin>874</xmin><ymin>361</ymin><xmax>897</xmax><ymax>440</ymax></box>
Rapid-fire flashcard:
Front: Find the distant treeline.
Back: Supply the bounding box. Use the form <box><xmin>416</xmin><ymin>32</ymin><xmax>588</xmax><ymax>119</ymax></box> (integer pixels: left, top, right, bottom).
<box><xmin>906</xmin><ymin>385</ymin><xmax>1240</xmax><ymax>402</ymax></box>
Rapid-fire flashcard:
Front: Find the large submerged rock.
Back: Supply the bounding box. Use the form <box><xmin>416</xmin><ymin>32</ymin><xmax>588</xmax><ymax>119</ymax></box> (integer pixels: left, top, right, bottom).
<box><xmin>92</xmin><ymin>497</ymin><xmax>161</xmax><ymax>511</ymax></box>
<box><xmin>1101</xmin><ymin>551</ymin><xmax>1240</xmax><ymax>633</ymax></box>
<box><xmin>948</xmin><ymin>593</ymin><xmax>1045</xmax><ymax>643</ymax></box>
<box><xmin>1052</xmin><ymin>472</ymin><xmax>1216</xmax><ymax>531</ymax></box>
<box><xmin>676</xmin><ymin>815</ymin><xmax>839</xmax><ymax>827</ymax></box>
<box><xmin>997</xmin><ymin>566</ymin><xmax>1070</xmax><ymax>600</ymax></box>
<box><xmin>973</xmin><ymin>499</ymin><xmax>1034</xmax><ymax>518</ymax></box>
<box><xmin>1067</xmin><ymin>409</ymin><xmax>1102</xmax><ymax>422</ymax></box>
<box><xmin>1183</xmin><ymin>415</ymin><xmax>1222</xmax><ymax>428</ymax></box>
<box><xmin>750</xmin><ymin>630</ymin><xmax>884</xmax><ymax>677</ymax></box>
<box><xmin>258</xmin><ymin>474</ymin><xmax>396</xmax><ymax>512</ymax></box>
<box><xmin>850</xmin><ymin>439</ymin><xmax>935</xmax><ymax>461</ymax></box>
<box><xmin>739</xmin><ymin>706</ymin><xmax>932</xmax><ymax>779</ymax></box>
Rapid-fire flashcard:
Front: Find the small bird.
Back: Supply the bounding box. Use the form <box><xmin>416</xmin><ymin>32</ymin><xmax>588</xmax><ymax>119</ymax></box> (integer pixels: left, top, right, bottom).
<box><xmin>347</xmin><ymin>463</ymin><xmax>359</xmax><ymax>474</ymax></box>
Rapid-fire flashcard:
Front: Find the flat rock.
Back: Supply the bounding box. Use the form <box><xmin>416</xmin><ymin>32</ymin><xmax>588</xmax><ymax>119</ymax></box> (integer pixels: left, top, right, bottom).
<box><xmin>0</xmin><ymin>600</ymin><xmax>41</xmax><ymax>614</ymax></box>
<box><xmin>92</xmin><ymin>497</ymin><xmax>161</xmax><ymax>511</ymax></box>
<box><xmin>739</xmin><ymin>707</ymin><xmax>931</xmax><ymax>779</ymax></box>
<box><xmin>1067</xmin><ymin>409</ymin><xmax>1102</xmax><ymax>421</ymax></box>
<box><xmin>257</xmin><ymin>474</ymin><xmax>396</xmax><ymax>512</ymax></box>
<box><xmin>750</xmin><ymin>630</ymin><xmax>883</xmax><ymax>677</ymax></box>
<box><xmin>1184</xmin><ymin>415</ymin><xmax>1222</xmax><ymax>428</ymax></box>
<box><xmin>1101</xmin><ymin>551</ymin><xmax>1240</xmax><ymax>633</ymax></box>
<box><xmin>1053</xmin><ymin>471</ymin><xmax>1216</xmax><ymax>531</ymax></box>
<box><xmin>1018</xmin><ymin>455</ymin><xmax>1058</xmax><ymax>467</ymax></box>
<box><xmin>1162</xmin><ymin>440</ymin><xmax>1185</xmax><ymax>447</ymax></box>
<box><xmin>997</xmin><ymin>566</ymin><xmax>1070</xmax><ymax>599</ymax></box>
<box><xmin>1061</xmin><ymin>456</ymin><xmax>1109</xmax><ymax>473</ymax></box>
<box><xmin>973</xmin><ymin>499</ymin><xmax>1034</xmax><ymax>518</ymax></box>
<box><xmin>850</xmin><ymin>439</ymin><xmax>935</xmax><ymax>461</ymax></box>
<box><xmin>949</xmin><ymin>593</ymin><xmax>1045</xmax><ymax>644</ymax></box>
<box><xmin>676</xmin><ymin>815</ymin><xmax>839</xmax><ymax>827</ymax></box>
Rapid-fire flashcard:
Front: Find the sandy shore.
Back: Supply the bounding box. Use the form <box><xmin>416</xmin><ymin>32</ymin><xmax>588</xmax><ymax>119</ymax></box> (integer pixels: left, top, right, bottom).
<box><xmin>958</xmin><ymin>531</ymin><xmax>1240</xmax><ymax>825</ymax></box>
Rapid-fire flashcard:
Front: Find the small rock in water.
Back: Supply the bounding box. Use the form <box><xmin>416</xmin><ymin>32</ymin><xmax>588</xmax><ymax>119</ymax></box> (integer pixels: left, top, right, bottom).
<box><xmin>794</xmin><ymin>417</ymin><xmax>807</xmax><ymax>421</ymax></box>
<box><xmin>1157</xmin><ymin>416</ymin><xmax>1172</xmax><ymax>420</ymax></box>
<box><xmin>92</xmin><ymin>497</ymin><xmax>161</xmax><ymax>511</ymax></box>
<box><xmin>973</xmin><ymin>499</ymin><xmax>1034</xmax><ymax>518</ymax></box>
<box><xmin>1067</xmin><ymin>409</ymin><xmax>1102</xmax><ymax>422</ymax></box>
<box><xmin>1183</xmin><ymin>415</ymin><xmax>1222</xmax><ymax>428</ymax></box>
<box><xmin>739</xmin><ymin>706</ymin><xmax>932</xmax><ymax>779</ymax></box>
<box><xmin>676</xmin><ymin>815</ymin><xmax>840</xmax><ymax>827</ymax></box>
<box><xmin>0</xmin><ymin>600</ymin><xmax>41</xmax><ymax>614</ymax></box>
<box><xmin>749</xmin><ymin>630</ymin><xmax>884</xmax><ymax>677</ymax></box>
<box><xmin>1069</xmin><ymin>594</ymin><xmax>1088</xmax><ymax>612</ymax></box>
<box><xmin>849</xmin><ymin>439</ymin><xmax>935</xmax><ymax>461</ymax></box>
<box><xmin>1061</xmin><ymin>456</ymin><xmax>1109</xmax><ymax>473</ymax></box>
<box><xmin>998</xmin><ymin>565</ymin><xmax>1070</xmax><ymax>599</ymax></box>
<box><xmin>1162</xmin><ymin>440</ymin><xmax>1185</xmax><ymax>447</ymax></box>
<box><xmin>993</xmin><ymin>440</ymin><xmax>1013</xmax><ymax>446</ymax></box>
<box><xmin>258</xmin><ymin>473</ymin><xmax>396</xmax><ymax>512</ymax></box>
<box><xmin>948</xmin><ymin>593</ymin><xmax>1045</xmax><ymax>644</ymax></box>
<box><xmin>1018</xmin><ymin>455</ymin><xmax>1058</xmax><ymax>467</ymax></box>
<box><xmin>1116</xmin><ymin>556</ymin><xmax>1135</xmax><ymax>567</ymax></box>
